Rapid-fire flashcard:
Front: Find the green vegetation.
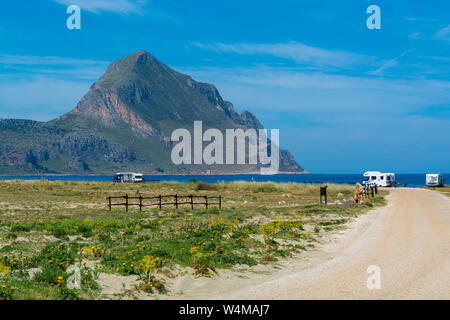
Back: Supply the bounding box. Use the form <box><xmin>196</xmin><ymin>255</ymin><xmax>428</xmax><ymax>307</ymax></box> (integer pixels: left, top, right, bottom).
<box><xmin>0</xmin><ymin>179</ymin><xmax>387</xmax><ymax>300</ymax></box>
<box><xmin>436</xmin><ymin>186</ymin><xmax>450</xmax><ymax>198</ymax></box>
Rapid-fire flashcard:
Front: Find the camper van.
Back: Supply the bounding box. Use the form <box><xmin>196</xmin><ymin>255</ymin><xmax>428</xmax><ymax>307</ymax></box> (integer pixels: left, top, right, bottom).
<box><xmin>113</xmin><ymin>172</ymin><xmax>143</xmax><ymax>183</ymax></box>
<box><xmin>426</xmin><ymin>174</ymin><xmax>444</xmax><ymax>187</ymax></box>
<box><xmin>362</xmin><ymin>171</ymin><xmax>396</xmax><ymax>187</ymax></box>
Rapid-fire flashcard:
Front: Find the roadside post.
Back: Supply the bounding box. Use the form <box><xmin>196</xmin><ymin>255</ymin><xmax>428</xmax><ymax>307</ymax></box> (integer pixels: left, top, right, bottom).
<box><xmin>320</xmin><ymin>186</ymin><xmax>328</xmax><ymax>204</ymax></box>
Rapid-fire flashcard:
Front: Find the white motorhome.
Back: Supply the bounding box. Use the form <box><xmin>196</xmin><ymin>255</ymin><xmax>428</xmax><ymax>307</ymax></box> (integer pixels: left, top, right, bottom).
<box><xmin>113</xmin><ymin>172</ymin><xmax>143</xmax><ymax>183</ymax></box>
<box><xmin>362</xmin><ymin>171</ymin><xmax>395</xmax><ymax>187</ymax></box>
<box><xmin>426</xmin><ymin>174</ymin><xmax>444</xmax><ymax>187</ymax></box>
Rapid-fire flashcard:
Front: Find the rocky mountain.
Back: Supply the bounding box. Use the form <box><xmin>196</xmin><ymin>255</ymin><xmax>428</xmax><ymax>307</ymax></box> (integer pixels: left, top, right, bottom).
<box><xmin>0</xmin><ymin>51</ymin><xmax>304</xmax><ymax>175</ymax></box>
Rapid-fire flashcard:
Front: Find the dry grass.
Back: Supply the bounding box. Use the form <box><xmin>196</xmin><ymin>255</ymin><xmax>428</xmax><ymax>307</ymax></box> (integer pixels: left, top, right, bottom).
<box><xmin>0</xmin><ymin>179</ymin><xmax>387</xmax><ymax>300</ymax></box>
<box><xmin>435</xmin><ymin>186</ymin><xmax>450</xmax><ymax>198</ymax></box>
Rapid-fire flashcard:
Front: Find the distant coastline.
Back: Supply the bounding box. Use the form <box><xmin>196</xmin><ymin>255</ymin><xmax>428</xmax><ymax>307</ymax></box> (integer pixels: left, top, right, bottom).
<box><xmin>0</xmin><ymin>171</ymin><xmax>314</xmax><ymax>177</ymax></box>
<box><xmin>1</xmin><ymin>173</ymin><xmax>447</xmax><ymax>188</ymax></box>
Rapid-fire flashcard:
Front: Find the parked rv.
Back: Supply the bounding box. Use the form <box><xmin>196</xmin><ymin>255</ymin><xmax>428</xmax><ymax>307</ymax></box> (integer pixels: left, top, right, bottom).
<box><xmin>362</xmin><ymin>171</ymin><xmax>396</xmax><ymax>187</ymax></box>
<box><xmin>426</xmin><ymin>174</ymin><xmax>444</xmax><ymax>187</ymax></box>
<box><xmin>113</xmin><ymin>172</ymin><xmax>144</xmax><ymax>183</ymax></box>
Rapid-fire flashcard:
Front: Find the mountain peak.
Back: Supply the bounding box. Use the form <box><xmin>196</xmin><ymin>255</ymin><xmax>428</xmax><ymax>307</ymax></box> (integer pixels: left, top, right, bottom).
<box><xmin>133</xmin><ymin>49</ymin><xmax>152</xmax><ymax>56</ymax></box>
<box><xmin>93</xmin><ymin>50</ymin><xmax>165</xmax><ymax>88</ymax></box>
<box><xmin>70</xmin><ymin>51</ymin><xmax>274</xmax><ymax>135</ymax></box>
<box><xmin>127</xmin><ymin>50</ymin><xmax>158</xmax><ymax>65</ymax></box>
<box><xmin>1</xmin><ymin>51</ymin><xmax>304</xmax><ymax>174</ymax></box>
<box><xmin>117</xmin><ymin>49</ymin><xmax>157</xmax><ymax>63</ymax></box>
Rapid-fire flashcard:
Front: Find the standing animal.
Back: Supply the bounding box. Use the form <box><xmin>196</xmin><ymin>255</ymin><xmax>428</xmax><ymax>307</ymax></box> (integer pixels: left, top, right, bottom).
<box><xmin>354</xmin><ymin>183</ymin><xmax>364</xmax><ymax>204</ymax></box>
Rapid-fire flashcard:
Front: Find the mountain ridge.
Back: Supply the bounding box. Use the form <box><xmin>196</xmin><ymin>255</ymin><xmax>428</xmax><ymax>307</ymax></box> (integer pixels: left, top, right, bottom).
<box><xmin>0</xmin><ymin>50</ymin><xmax>304</xmax><ymax>175</ymax></box>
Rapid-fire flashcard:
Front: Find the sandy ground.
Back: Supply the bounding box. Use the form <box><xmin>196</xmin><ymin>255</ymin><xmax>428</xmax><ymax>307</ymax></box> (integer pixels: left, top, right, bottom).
<box><xmin>166</xmin><ymin>188</ymin><xmax>449</xmax><ymax>300</ymax></box>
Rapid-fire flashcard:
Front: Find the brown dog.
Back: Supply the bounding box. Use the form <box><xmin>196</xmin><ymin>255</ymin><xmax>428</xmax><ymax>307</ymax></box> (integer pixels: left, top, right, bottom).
<box><xmin>354</xmin><ymin>183</ymin><xmax>364</xmax><ymax>204</ymax></box>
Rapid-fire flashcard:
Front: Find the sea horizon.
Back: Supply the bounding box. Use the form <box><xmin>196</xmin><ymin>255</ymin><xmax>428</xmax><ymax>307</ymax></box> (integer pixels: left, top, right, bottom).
<box><xmin>1</xmin><ymin>173</ymin><xmax>448</xmax><ymax>188</ymax></box>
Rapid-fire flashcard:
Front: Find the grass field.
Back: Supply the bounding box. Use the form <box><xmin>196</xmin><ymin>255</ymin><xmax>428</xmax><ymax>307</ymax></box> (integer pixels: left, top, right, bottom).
<box><xmin>435</xmin><ymin>186</ymin><xmax>450</xmax><ymax>198</ymax></box>
<box><xmin>0</xmin><ymin>179</ymin><xmax>387</xmax><ymax>300</ymax></box>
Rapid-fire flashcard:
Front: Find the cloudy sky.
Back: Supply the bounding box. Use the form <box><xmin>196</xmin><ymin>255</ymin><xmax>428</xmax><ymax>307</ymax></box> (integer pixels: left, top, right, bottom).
<box><xmin>0</xmin><ymin>0</ymin><xmax>449</xmax><ymax>173</ymax></box>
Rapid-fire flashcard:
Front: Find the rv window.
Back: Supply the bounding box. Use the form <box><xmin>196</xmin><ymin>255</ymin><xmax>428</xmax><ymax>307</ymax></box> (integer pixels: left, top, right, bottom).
<box><xmin>371</xmin><ymin>176</ymin><xmax>376</xmax><ymax>180</ymax></box>
<box><xmin>381</xmin><ymin>176</ymin><xmax>384</xmax><ymax>180</ymax></box>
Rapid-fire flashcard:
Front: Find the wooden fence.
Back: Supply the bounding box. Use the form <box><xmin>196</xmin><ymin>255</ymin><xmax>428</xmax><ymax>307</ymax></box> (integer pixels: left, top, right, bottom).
<box><xmin>107</xmin><ymin>194</ymin><xmax>222</xmax><ymax>212</ymax></box>
<box><xmin>319</xmin><ymin>184</ymin><xmax>378</xmax><ymax>204</ymax></box>
<box><xmin>363</xmin><ymin>184</ymin><xmax>378</xmax><ymax>198</ymax></box>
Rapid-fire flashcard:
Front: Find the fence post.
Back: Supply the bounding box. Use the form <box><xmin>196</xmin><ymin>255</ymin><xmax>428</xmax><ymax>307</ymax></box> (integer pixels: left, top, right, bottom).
<box><xmin>219</xmin><ymin>196</ymin><xmax>222</xmax><ymax>209</ymax></box>
<box><xmin>139</xmin><ymin>196</ymin><xmax>143</xmax><ymax>212</ymax></box>
<box><xmin>320</xmin><ymin>186</ymin><xmax>328</xmax><ymax>204</ymax></box>
<box><xmin>125</xmin><ymin>194</ymin><xmax>129</xmax><ymax>212</ymax></box>
<box><xmin>205</xmin><ymin>195</ymin><xmax>208</xmax><ymax>209</ymax></box>
<box><xmin>190</xmin><ymin>195</ymin><xmax>194</xmax><ymax>210</ymax></box>
<box><xmin>371</xmin><ymin>186</ymin><xmax>375</xmax><ymax>198</ymax></box>
<box><xmin>108</xmin><ymin>196</ymin><xmax>111</xmax><ymax>211</ymax></box>
<box><xmin>175</xmin><ymin>194</ymin><xmax>178</xmax><ymax>209</ymax></box>
<box><xmin>159</xmin><ymin>195</ymin><xmax>162</xmax><ymax>210</ymax></box>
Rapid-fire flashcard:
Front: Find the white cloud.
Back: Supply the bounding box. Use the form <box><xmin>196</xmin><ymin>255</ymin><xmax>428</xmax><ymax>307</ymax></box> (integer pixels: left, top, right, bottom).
<box><xmin>435</xmin><ymin>25</ymin><xmax>450</xmax><ymax>41</ymax></box>
<box><xmin>52</xmin><ymin>0</ymin><xmax>146</xmax><ymax>14</ymax></box>
<box><xmin>177</xmin><ymin>65</ymin><xmax>450</xmax><ymax>173</ymax></box>
<box><xmin>0</xmin><ymin>54</ymin><xmax>109</xmax><ymax>80</ymax></box>
<box><xmin>0</xmin><ymin>54</ymin><xmax>108</xmax><ymax>66</ymax></box>
<box><xmin>0</xmin><ymin>77</ymin><xmax>91</xmax><ymax>121</ymax></box>
<box><xmin>193</xmin><ymin>41</ymin><xmax>378</xmax><ymax>70</ymax></box>
<box><xmin>178</xmin><ymin>65</ymin><xmax>450</xmax><ymax>116</ymax></box>
<box><xmin>409</xmin><ymin>32</ymin><xmax>420</xmax><ymax>40</ymax></box>
<box><xmin>370</xmin><ymin>49</ymin><xmax>415</xmax><ymax>76</ymax></box>
<box><xmin>404</xmin><ymin>17</ymin><xmax>436</xmax><ymax>22</ymax></box>
<box><xmin>0</xmin><ymin>54</ymin><xmax>110</xmax><ymax>120</ymax></box>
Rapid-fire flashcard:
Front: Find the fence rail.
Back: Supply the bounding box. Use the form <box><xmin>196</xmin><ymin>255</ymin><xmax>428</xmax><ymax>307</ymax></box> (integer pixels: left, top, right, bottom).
<box><xmin>363</xmin><ymin>184</ymin><xmax>378</xmax><ymax>198</ymax></box>
<box><xmin>107</xmin><ymin>194</ymin><xmax>222</xmax><ymax>212</ymax></box>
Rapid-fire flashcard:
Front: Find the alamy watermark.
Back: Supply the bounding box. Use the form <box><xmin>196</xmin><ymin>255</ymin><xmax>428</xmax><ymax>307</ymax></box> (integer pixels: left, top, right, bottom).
<box><xmin>366</xmin><ymin>265</ymin><xmax>381</xmax><ymax>290</ymax></box>
<box><xmin>366</xmin><ymin>5</ymin><xmax>381</xmax><ymax>30</ymax></box>
<box><xmin>66</xmin><ymin>265</ymin><xmax>81</xmax><ymax>289</ymax></box>
<box><xmin>66</xmin><ymin>5</ymin><xmax>81</xmax><ymax>30</ymax></box>
<box><xmin>171</xmin><ymin>121</ymin><xmax>280</xmax><ymax>175</ymax></box>
<box><xmin>64</xmin><ymin>5</ymin><xmax>379</xmax><ymax>31</ymax></box>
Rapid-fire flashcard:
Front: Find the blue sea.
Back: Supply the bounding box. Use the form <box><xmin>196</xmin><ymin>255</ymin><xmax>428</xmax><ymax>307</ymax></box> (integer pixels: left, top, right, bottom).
<box><xmin>0</xmin><ymin>173</ymin><xmax>448</xmax><ymax>188</ymax></box>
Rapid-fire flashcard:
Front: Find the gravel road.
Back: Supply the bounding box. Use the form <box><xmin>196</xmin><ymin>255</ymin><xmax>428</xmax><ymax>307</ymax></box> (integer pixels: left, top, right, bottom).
<box><xmin>217</xmin><ymin>188</ymin><xmax>450</xmax><ymax>299</ymax></box>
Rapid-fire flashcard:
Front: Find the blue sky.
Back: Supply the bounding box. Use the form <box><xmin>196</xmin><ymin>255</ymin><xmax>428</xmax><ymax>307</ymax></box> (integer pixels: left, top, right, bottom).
<box><xmin>0</xmin><ymin>0</ymin><xmax>449</xmax><ymax>173</ymax></box>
